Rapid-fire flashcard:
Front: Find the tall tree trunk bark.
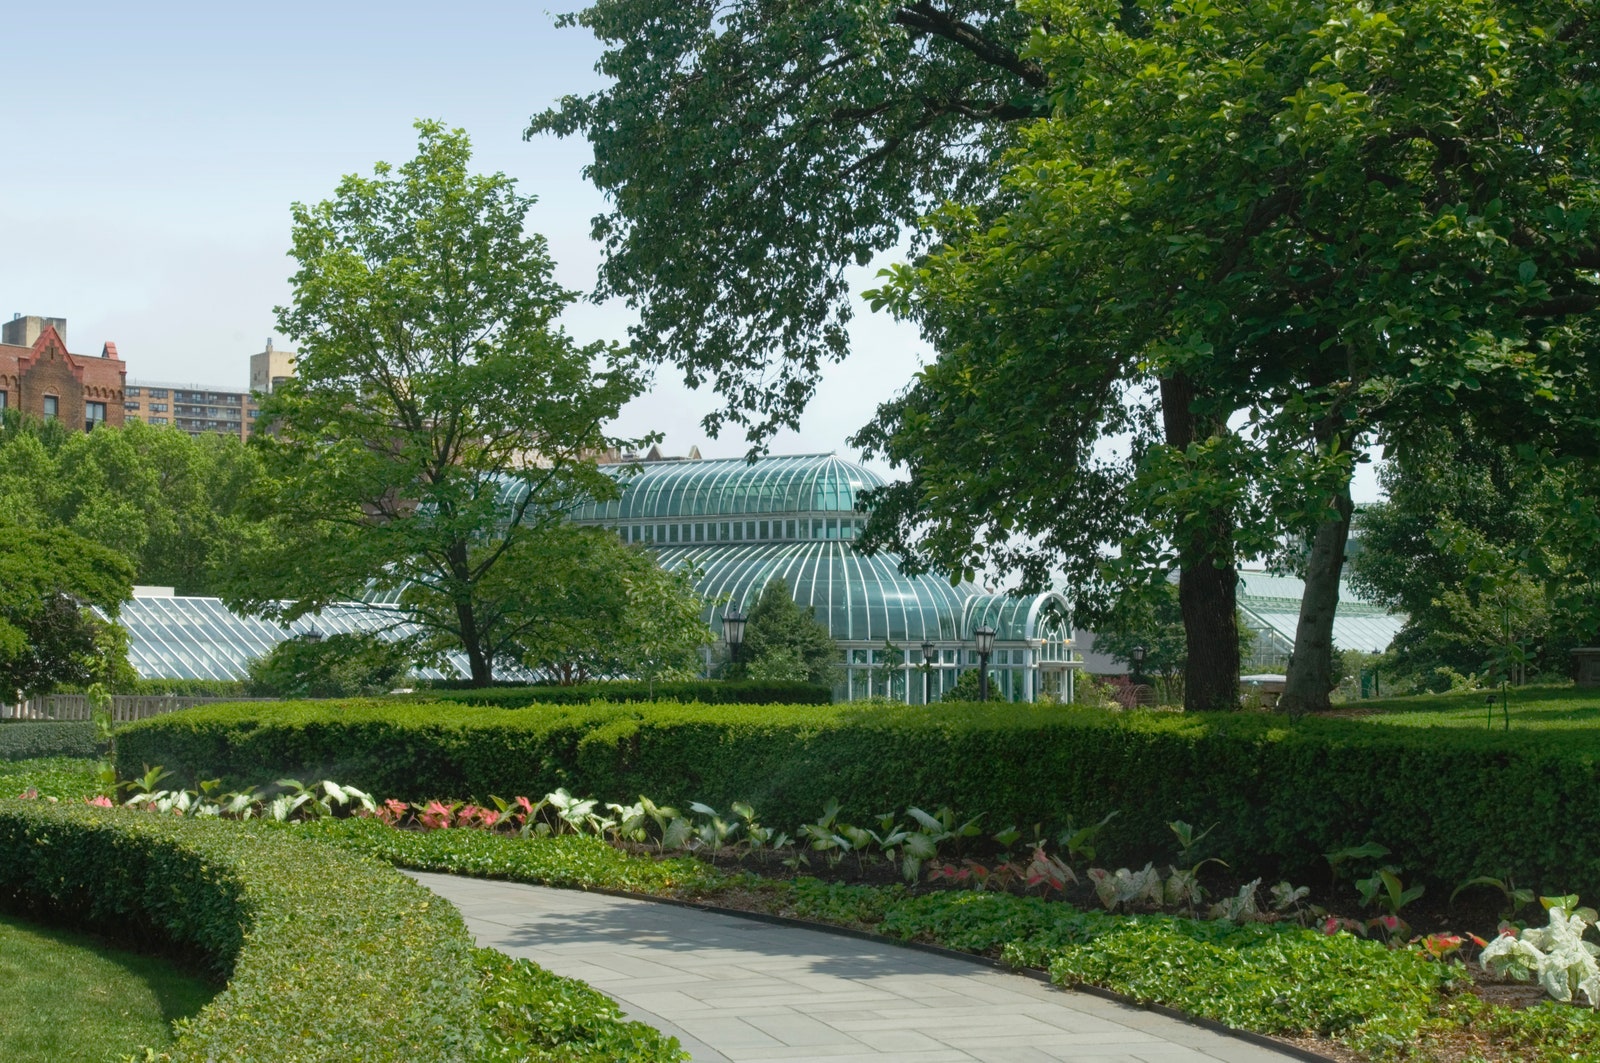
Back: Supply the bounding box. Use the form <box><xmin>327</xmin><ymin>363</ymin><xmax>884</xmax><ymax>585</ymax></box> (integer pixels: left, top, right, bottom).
<box><xmin>446</xmin><ymin>541</ymin><xmax>493</xmax><ymax>687</ymax></box>
<box><xmin>1160</xmin><ymin>374</ymin><xmax>1240</xmax><ymax>713</ymax></box>
<box><xmin>1278</xmin><ymin>476</ymin><xmax>1354</xmax><ymax>715</ymax></box>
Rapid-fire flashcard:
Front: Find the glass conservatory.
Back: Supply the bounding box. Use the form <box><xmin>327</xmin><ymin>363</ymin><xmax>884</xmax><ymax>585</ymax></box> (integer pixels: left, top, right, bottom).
<box><xmin>569</xmin><ymin>453</ymin><xmax>1077</xmax><ymax>702</ymax></box>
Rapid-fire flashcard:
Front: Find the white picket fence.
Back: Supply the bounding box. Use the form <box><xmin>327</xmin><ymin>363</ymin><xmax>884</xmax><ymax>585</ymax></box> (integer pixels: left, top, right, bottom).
<box><xmin>0</xmin><ymin>695</ymin><xmax>269</xmax><ymax>723</ymax></box>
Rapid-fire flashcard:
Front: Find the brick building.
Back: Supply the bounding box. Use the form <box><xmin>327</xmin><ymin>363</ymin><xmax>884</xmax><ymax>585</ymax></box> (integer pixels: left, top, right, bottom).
<box><xmin>0</xmin><ymin>315</ymin><xmax>125</xmax><ymax>431</ymax></box>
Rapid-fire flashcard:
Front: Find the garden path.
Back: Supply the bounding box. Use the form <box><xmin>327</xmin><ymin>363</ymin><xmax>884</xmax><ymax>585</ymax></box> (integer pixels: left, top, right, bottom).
<box><xmin>411</xmin><ymin>871</ymin><xmax>1303</xmax><ymax>1063</ymax></box>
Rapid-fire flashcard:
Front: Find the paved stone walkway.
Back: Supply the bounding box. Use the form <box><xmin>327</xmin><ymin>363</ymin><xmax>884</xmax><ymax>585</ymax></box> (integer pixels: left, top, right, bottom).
<box><xmin>412</xmin><ymin>872</ymin><xmax>1302</xmax><ymax>1063</ymax></box>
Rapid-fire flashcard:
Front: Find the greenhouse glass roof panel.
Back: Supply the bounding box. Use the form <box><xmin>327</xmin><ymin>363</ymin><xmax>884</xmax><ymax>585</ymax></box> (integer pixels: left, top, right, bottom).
<box><xmin>567</xmin><ymin>454</ymin><xmax>887</xmax><ymax>523</ymax></box>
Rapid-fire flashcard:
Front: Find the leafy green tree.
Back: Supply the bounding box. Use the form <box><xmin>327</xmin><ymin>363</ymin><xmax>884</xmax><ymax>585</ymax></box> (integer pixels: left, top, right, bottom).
<box><xmin>1349</xmin><ymin>428</ymin><xmax>1600</xmax><ymax>689</ymax></box>
<box><xmin>737</xmin><ymin>579</ymin><xmax>838</xmax><ymax>686</ymax></box>
<box><xmin>858</xmin><ymin>0</ymin><xmax>1600</xmax><ymax>714</ymax></box>
<box><xmin>0</xmin><ymin>519</ymin><xmax>135</xmax><ymax>698</ymax></box>
<box><xmin>227</xmin><ymin>122</ymin><xmax>648</xmax><ymax>685</ymax></box>
<box><xmin>509</xmin><ymin>529</ymin><xmax>712</xmax><ymax>685</ymax></box>
<box><xmin>0</xmin><ymin>415</ymin><xmax>267</xmax><ymax>596</ymax></box>
<box><xmin>245</xmin><ymin>632</ymin><xmax>414</xmax><ymax>699</ymax></box>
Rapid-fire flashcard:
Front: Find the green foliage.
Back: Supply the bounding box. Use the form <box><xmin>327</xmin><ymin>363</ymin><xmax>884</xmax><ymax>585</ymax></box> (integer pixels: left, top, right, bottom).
<box><xmin>0</xmin><ymin>756</ymin><xmax>105</xmax><ymax>800</ymax></box>
<box><xmin>123</xmin><ymin>678</ymin><xmax>250</xmax><ymax>697</ymax></box>
<box><xmin>421</xmin><ymin>680</ymin><xmax>830</xmax><ymax>707</ymax></box>
<box><xmin>0</xmin><ymin>803</ymin><xmax>481</xmax><ymax>1062</ymax></box>
<box><xmin>473</xmin><ymin>948</ymin><xmax>687</xmax><ymax>1062</ymax></box>
<box><xmin>1046</xmin><ymin>921</ymin><xmax>1442</xmax><ymax>1040</ymax></box>
<box><xmin>226</xmin><ymin>121</ymin><xmax>648</xmax><ymax>685</ymax></box>
<box><xmin>302</xmin><ymin>816</ymin><xmax>723</xmax><ymax>896</ymax></box>
<box><xmin>0</xmin><ymin>912</ymin><xmax>214</xmax><ymax>1063</ymax></box>
<box><xmin>513</xmin><ymin>533</ymin><xmax>712</xmax><ymax>685</ymax></box>
<box><xmin>0</xmin><ymin>416</ymin><xmax>267</xmax><ymax>597</ymax></box>
<box><xmin>939</xmin><ymin>668</ymin><xmax>1002</xmax><ymax>703</ymax></box>
<box><xmin>0</xmin><ymin>517</ymin><xmax>135</xmax><ymax>697</ymax></box>
<box><xmin>0</xmin><ymin>723</ymin><xmax>102</xmax><ymax>761</ymax></box>
<box><xmin>1350</xmin><ymin>429</ymin><xmax>1600</xmax><ymax>689</ymax></box>
<box><xmin>736</xmin><ymin>578</ymin><xmax>839</xmax><ymax>686</ymax></box>
<box><xmin>115</xmin><ymin>696</ymin><xmax>1600</xmax><ymax>898</ymax></box>
<box><xmin>245</xmin><ymin>631</ymin><xmax>414</xmax><ymax>698</ymax></box>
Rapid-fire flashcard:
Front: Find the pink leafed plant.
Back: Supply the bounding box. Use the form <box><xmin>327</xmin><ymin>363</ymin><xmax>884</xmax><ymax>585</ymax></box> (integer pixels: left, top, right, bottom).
<box><xmin>85</xmin><ymin>795</ymin><xmax>114</xmax><ymax>808</ymax></box>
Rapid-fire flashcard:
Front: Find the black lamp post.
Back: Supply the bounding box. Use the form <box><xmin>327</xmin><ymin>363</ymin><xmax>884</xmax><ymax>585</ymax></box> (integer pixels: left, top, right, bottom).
<box><xmin>975</xmin><ymin>625</ymin><xmax>996</xmax><ymax>701</ymax></box>
<box><xmin>1130</xmin><ymin>645</ymin><xmax>1146</xmax><ymax>688</ymax></box>
<box><xmin>721</xmin><ymin>609</ymin><xmax>747</xmax><ymax>675</ymax></box>
<box><xmin>302</xmin><ymin>627</ymin><xmax>324</xmax><ymax>645</ymax></box>
<box><xmin>921</xmin><ymin>641</ymin><xmax>936</xmax><ymax>704</ymax></box>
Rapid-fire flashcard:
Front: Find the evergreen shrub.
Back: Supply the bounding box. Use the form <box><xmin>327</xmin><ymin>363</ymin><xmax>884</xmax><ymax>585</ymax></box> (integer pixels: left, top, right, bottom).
<box><xmin>115</xmin><ymin>700</ymin><xmax>1600</xmax><ymax>896</ymax></box>
<box><xmin>420</xmin><ymin>679</ymin><xmax>830</xmax><ymax>706</ymax></box>
<box><xmin>0</xmin><ymin>721</ymin><xmax>101</xmax><ymax>760</ymax></box>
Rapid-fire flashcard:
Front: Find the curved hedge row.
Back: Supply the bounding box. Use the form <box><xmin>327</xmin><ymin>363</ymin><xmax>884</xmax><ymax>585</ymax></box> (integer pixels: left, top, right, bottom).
<box><xmin>0</xmin><ymin>802</ymin><xmax>481</xmax><ymax>1062</ymax></box>
<box><xmin>117</xmin><ymin>699</ymin><xmax>1600</xmax><ymax>898</ymax></box>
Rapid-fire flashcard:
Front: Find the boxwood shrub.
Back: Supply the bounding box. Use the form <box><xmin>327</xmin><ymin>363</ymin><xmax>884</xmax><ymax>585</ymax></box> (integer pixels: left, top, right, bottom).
<box><xmin>0</xmin><ymin>721</ymin><xmax>102</xmax><ymax>760</ymax></box>
<box><xmin>420</xmin><ymin>679</ymin><xmax>831</xmax><ymax>706</ymax></box>
<box><xmin>116</xmin><ymin>699</ymin><xmax>1600</xmax><ymax>897</ymax></box>
<box><xmin>0</xmin><ymin>801</ymin><xmax>481</xmax><ymax>1062</ymax></box>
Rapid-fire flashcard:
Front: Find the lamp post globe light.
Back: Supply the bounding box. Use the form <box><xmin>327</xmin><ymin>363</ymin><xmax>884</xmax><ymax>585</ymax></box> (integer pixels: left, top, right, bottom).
<box><xmin>921</xmin><ymin>640</ymin><xmax>936</xmax><ymax>704</ymax></box>
<box><xmin>974</xmin><ymin>624</ymin><xmax>996</xmax><ymax>702</ymax></box>
<box><xmin>721</xmin><ymin>608</ymin><xmax>747</xmax><ymax>674</ymax></box>
<box><xmin>1130</xmin><ymin>645</ymin><xmax>1145</xmax><ymax>687</ymax></box>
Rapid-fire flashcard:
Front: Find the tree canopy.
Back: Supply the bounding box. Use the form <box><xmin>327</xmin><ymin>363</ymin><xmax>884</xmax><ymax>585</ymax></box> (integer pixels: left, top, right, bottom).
<box><xmin>737</xmin><ymin>579</ymin><xmax>839</xmax><ymax>687</ymax></box>
<box><xmin>0</xmin><ymin>518</ymin><xmax>135</xmax><ymax>698</ymax></box>
<box><xmin>227</xmin><ymin>121</ymin><xmax>650</xmax><ymax>684</ymax></box>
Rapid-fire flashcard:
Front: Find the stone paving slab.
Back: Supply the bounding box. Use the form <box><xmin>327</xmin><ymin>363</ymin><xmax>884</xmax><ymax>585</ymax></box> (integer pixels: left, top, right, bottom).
<box><xmin>409</xmin><ymin>871</ymin><xmax>1303</xmax><ymax>1063</ymax></box>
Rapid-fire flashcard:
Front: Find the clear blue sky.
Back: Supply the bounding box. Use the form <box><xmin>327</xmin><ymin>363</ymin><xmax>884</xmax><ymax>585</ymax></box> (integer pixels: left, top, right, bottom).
<box><xmin>2</xmin><ymin>0</ymin><xmax>1377</xmax><ymax>503</ymax></box>
<box><xmin>2</xmin><ymin>0</ymin><xmax>925</xmax><ymax>462</ymax></box>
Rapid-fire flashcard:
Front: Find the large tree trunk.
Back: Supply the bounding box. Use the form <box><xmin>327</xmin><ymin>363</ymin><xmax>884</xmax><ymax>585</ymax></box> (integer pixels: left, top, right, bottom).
<box><xmin>1160</xmin><ymin>374</ymin><xmax>1241</xmax><ymax>713</ymax></box>
<box><xmin>1278</xmin><ymin>477</ymin><xmax>1354</xmax><ymax>715</ymax></box>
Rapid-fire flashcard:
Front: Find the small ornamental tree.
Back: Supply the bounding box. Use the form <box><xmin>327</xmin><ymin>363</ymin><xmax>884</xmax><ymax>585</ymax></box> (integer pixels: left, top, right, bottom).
<box><xmin>738</xmin><ymin>578</ymin><xmax>839</xmax><ymax>686</ymax></box>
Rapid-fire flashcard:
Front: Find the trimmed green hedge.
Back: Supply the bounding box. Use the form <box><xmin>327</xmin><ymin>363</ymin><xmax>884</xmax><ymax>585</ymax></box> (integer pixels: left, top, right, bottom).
<box><xmin>421</xmin><ymin>680</ymin><xmax>831</xmax><ymax>706</ymax></box>
<box><xmin>116</xmin><ymin>699</ymin><xmax>1600</xmax><ymax>897</ymax></box>
<box><xmin>0</xmin><ymin>802</ymin><xmax>481</xmax><ymax>1062</ymax></box>
<box><xmin>0</xmin><ymin>721</ymin><xmax>102</xmax><ymax>761</ymax></box>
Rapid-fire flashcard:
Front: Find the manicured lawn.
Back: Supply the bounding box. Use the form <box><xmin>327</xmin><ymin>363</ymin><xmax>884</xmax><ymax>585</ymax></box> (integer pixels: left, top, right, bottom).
<box><xmin>0</xmin><ymin>913</ymin><xmax>214</xmax><ymax>1063</ymax></box>
<box><xmin>0</xmin><ymin>756</ymin><xmax>104</xmax><ymax>801</ymax></box>
<box><xmin>1344</xmin><ymin>682</ymin><xmax>1600</xmax><ymax>729</ymax></box>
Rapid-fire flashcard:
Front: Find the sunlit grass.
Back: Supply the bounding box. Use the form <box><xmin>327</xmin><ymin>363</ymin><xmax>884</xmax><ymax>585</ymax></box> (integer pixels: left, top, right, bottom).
<box><xmin>0</xmin><ymin>913</ymin><xmax>214</xmax><ymax>1063</ymax></box>
<box><xmin>1348</xmin><ymin>683</ymin><xmax>1600</xmax><ymax>729</ymax></box>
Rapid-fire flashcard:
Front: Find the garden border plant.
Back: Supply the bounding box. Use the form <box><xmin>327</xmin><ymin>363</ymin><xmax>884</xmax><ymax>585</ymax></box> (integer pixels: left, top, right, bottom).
<box><xmin>116</xmin><ymin>698</ymin><xmax>1600</xmax><ymax>898</ymax></box>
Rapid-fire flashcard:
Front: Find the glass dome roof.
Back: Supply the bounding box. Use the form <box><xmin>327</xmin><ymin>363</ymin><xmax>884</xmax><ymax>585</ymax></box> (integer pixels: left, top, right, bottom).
<box><xmin>660</xmin><ymin>541</ymin><xmax>979</xmax><ymax>644</ymax></box>
<box><xmin>569</xmin><ymin>454</ymin><xmax>884</xmax><ymax>522</ymax></box>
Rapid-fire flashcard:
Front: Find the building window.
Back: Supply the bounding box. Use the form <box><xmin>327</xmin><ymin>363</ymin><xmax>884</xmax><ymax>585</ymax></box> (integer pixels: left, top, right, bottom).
<box><xmin>0</xmin><ymin>390</ymin><xmax>8</xmax><ymax>410</ymax></box>
<box><xmin>126</xmin><ymin>414</ymin><xmax>141</xmax><ymax>423</ymax></box>
<box><xmin>126</xmin><ymin>386</ymin><xmax>142</xmax><ymax>397</ymax></box>
<box><xmin>150</xmin><ymin>403</ymin><xmax>167</xmax><ymax>413</ymax></box>
<box><xmin>124</xmin><ymin>401</ymin><xmax>141</xmax><ymax>411</ymax></box>
<box><xmin>694</xmin><ymin>523</ymin><xmax>705</xmax><ymax>542</ymax></box>
<box><xmin>43</xmin><ymin>395</ymin><xmax>58</xmax><ymax>419</ymax></box>
<box><xmin>759</xmin><ymin>520</ymin><xmax>770</xmax><ymax>539</ymax></box>
<box><xmin>86</xmin><ymin>402</ymin><xmax>107</xmax><ymax>431</ymax></box>
<box><xmin>149</xmin><ymin>389</ymin><xmax>169</xmax><ymax>399</ymax></box>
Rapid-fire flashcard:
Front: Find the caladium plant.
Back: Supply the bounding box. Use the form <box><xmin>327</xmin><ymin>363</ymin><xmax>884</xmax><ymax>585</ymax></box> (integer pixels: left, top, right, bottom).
<box><xmin>1479</xmin><ymin>897</ymin><xmax>1600</xmax><ymax>1006</ymax></box>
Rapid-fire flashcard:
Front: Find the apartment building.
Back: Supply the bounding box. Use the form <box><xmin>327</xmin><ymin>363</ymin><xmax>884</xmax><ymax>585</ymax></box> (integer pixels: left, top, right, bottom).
<box><xmin>124</xmin><ymin>340</ymin><xmax>295</xmax><ymax>441</ymax></box>
<box><xmin>0</xmin><ymin>315</ymin><xmax>126</xmax><ymax>431</ymax></box>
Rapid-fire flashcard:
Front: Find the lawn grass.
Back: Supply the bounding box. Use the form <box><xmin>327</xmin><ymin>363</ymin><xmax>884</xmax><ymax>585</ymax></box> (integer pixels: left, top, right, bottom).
<box><xmin>0</xmin><ymin>756</ymin><xmax>105</xmax><ymax>801</ymax></box>
<box><xmin>0</xmin><ymin>913</ymin><xmax>214</xmax><ymax>1063</ymax></box>
<box><xmin>1343</xmin><ymin>682</ymin><xmax>1600</xmax><ymax>729</ymax></box>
